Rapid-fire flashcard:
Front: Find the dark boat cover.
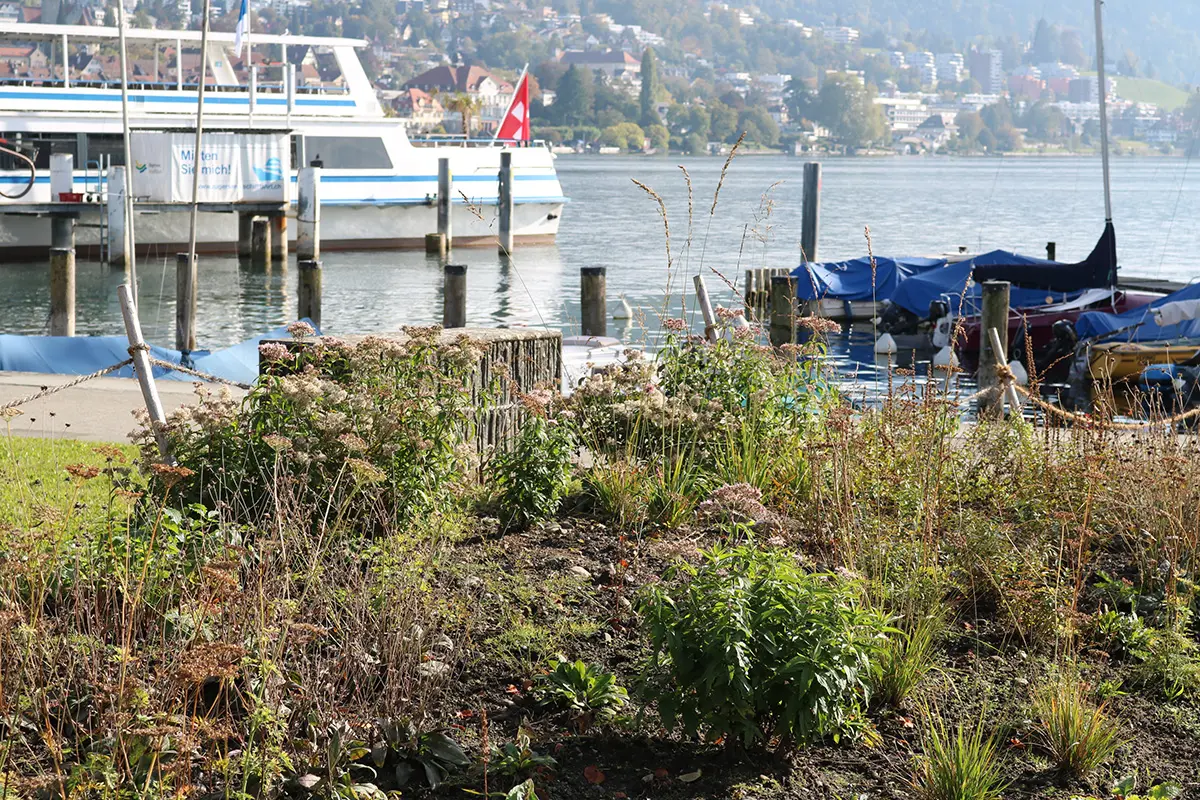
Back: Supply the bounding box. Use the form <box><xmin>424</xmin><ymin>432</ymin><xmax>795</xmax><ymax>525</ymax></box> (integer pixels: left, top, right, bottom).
<box><xmin>973</xmin><ymin>222</ymin><xmax>1118</xmax><ymax>292</ymax></box>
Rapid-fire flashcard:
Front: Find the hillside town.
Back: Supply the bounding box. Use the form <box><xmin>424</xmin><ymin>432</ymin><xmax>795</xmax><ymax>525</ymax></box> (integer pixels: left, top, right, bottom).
<box><xmin>1</xmin><ymin>0</ymin><xmax>1198</xmax><ymax>154</ymax></box>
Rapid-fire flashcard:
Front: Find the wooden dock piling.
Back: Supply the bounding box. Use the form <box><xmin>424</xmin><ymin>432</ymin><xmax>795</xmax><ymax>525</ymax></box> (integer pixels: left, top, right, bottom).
<box><xmin>298</xmin><ymin>259</ymin><xmax>322</xmax><ymax>328</ymax></box>
<box><xmin>425</xmin><ymin>232</ymin><xmax>447</xmax><ymax>256</ymax></box>
<box><xmin>581</xmin><ymin>266</ymin><xmax>607</xmax><ymax>337</ymax></box>
<box><xmin>270</xmin><ymin>214</ymin><xmax>288</xmax><ymax>264</ymax></box>
<box><xmin>237</xmin><ymin>213</ymin><xmax>254</xmax><ymax>262</ymax></box>
<box><xmin>443</xmin><ymin>264</ymin><xmax>467</xmax><ymax>328</ymax></box>
<box><xmin>49</xmin><ymin>247</ymin><xmax>74</xmax><ymax>337</ymax></box>
<box><xmin>437</xmin><ymin>157</ymin><xmax>453</xmax><ymax>251</ymax></box>
<box><xmin>498</xmin><ymin>151</ymin><xmax>514</xmax><ymax>256</ymax></box>
<box><xmin>175</xmin><ymin>253</ymin><xmax>197</xmax><ymax>353</ymax></box>
<box><xmin>1046</xmin><ymin>241</ymin><xmax>1056</xmax><ymax>261</ymax></box>
<box><xmin>769</xmin><ymin>274</ymin><xmax>796</xmax><ymax>347</ymax></box>
<box><xmin>978</xmin><ymin>281</ymin><xmax>1011</xmax><ymax>419</ymax></box>
<box><xmin>250</xmin><ymin>218</ymin><xmax>270</xmax><ymax>268</ymax></box>
<box><xmin>801</xmin><ymin>162</ymin><xmax>821</xmax><ymax>262</ymax></box>
<box><xmin>297</xmin><ymin>166</ymin><xmax>321</xmax><ymax>262</ymax></box>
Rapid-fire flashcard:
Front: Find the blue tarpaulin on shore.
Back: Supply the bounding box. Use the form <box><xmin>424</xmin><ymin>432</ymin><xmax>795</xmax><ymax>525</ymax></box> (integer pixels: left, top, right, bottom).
<box><xmin>791</xmin><ymin>256</ymin><xmax>947</xmax><ymax>302</ymax></box>
<box><xmin>1075</xmin><ymin>282</ymin><xmax>1200</xmax><ymax>342</ymax></box>
<box><xmin>0</xmin><ymin>322</ymin><xmax>315</xmax><ymax>385</ymax></box>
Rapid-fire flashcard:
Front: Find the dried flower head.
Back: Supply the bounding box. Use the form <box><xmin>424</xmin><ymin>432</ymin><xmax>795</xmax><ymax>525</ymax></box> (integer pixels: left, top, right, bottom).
<box><xmin>0</xmin><ymin>407</ymin><xmax>22</xmax><ymax>420</ymax></box>
<box><xmin>93</xmin><ymin>444</ymin><xmax>127</xmax><ymax>463</ymax></box>
<box><xmin>663</xmin><ymin>318</ymin><xmax>688</xmax><ymax>333</ymax></box>
<box><xmin>262</xmin><ymin>434</ymin><xmax>293</xmax><ymax>451</ymax></box>
<box><xmin>174</xmin><ymin>642</ymin><xmax>246</xmax><ymax>684</ymax></box>
<box><xmin>338</xmin><ymin>432</ymin><xmax>368</xmax><ymax>452</ymax></box>
<box><xmin>151</xmin><ymin>463</ymin><xmax>195</xmax><ymax>488</ymax></box>
<box><xmin>65</xmin><ymin>463</ymin><xmax>101</xmax><ymax>480</ymax></box>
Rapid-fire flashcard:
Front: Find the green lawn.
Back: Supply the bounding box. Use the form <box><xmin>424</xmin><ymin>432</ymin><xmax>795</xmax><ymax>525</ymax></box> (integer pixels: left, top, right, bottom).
<box><xmin>0</xmin><ymin>435</ymin><xmax>138</xmax><ymax>525</ymax></box>
<box><xmin>1097</xmin><ymin>75</ymin><xmax>1191</xmax><ymax>110</ymax></box>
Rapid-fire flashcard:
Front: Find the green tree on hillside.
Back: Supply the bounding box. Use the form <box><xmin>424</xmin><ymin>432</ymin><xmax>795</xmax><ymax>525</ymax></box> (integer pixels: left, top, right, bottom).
<box><xmin>738</xmin><ymin>106</ymin><xmax>780</xmax><ymax>146</ymax></box>
<box><xmin>814</xmin><ymin>74</ymin><xmax>886</xmax><ymax>148</ymax></box>
<box><xmin>784</xmin><ymin>77</ymin><xmax>815</xmax><ymax>121</ymax></box>
<box><xmin>556</xmin><ymin>65</ymin><xmax>595</xmax><ymax>126</ymax></box>
<box><xmin>640</xmin><ymin>47</ymin><xmax>661</xmax><ymax>127</ymax></box>
<box><xmin>709</xmin><ymin>100</ymin><xmax>738</xmax><ymax>142</ymax></box>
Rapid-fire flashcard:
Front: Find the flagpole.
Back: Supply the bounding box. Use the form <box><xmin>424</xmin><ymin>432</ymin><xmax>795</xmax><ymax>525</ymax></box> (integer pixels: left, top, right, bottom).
<box><xmin>115</xmin><ymin>0</ymin><xmax>138</xmax><ymax>305</ymax></box>
<box><xmin>493</xmin><ymin>63</ymin><xmax>528</xmax><ymax>143</ymax></box>
<box><xmin>185</xmin><ymin>0</ymin><xmax>213</xmax><ymax>340</ymax></box>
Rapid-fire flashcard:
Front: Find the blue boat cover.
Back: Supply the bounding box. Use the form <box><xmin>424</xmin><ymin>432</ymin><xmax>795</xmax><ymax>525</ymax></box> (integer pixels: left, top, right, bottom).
<box><xmin>890</xmin><ymin>258</ymin><xmax>1084</xmax><ymax>317</ymax></box>
<box><xmin>973</xmin><ymin>222</ymin><xmax>1118</xmax><ymax>292</ymax></box>
<box><xmin>1075</xmin><ymin>281</ymin><xmax>1200</xmax><ymax>342</ymax></box>
<box><xmin>0</xmin><ymin>322</ymin><xmax>314</xmax><ymax>385</ymax></box>
<box><xmin>791</xmin><ymin>256</ymin><xmax>946</xmax><ymax>302</ymax></box>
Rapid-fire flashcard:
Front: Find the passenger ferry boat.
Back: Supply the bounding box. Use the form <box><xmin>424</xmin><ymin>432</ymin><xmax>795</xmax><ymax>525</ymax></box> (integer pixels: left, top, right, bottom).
<box><xmin>0</xmin><ymin>22</ymin><xmax>566</xmax><ymax>258</ymax></box>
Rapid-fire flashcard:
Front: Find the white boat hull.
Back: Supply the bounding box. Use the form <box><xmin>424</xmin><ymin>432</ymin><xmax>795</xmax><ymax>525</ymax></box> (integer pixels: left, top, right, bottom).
<box><xmin>0</xmin><ymin>200</ymin><xmax>562</xmax><ymax>259</ymax></box>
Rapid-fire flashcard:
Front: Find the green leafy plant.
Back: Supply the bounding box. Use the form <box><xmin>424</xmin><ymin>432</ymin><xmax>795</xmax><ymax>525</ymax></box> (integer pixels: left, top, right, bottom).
<box><xmin>373</xmin><ymin>719</ymin><xmax>470</xmax><ymax>790</ymax></box>
<box><xmin>536</xmin><ymin>659</ymin><xmax>628</xmax><ymax>729</ymax></box>
<box><xmin>640</xmin><ymin>543</ymin><xmax>890</xmax><ymax>746</ymax></box>
<box><xmin>1095</xmin><ymin>775</ymin><xmax>1184</xmax><ymax>800</ymax></box>
<box><xmin>492</xmin><ymin>411</ymin><xmax>576</xmax><ymax>530</ymax></box>
<box><xmin>871</xmin><ymin>613</ymin><xmax>943</xmax><ymax>708</ymax></box>
<box><xmin>910</xmin><ymin>710</ymin><xmax>1008</xmax><ymax>800</ymax></box>
<box><xmin>1032</xmin><ymin>675</ymin><xmax>1122</xmax><ymax>777</ymax></box>
<box><xmin>489</xmin><ymin>727</ymin><xmax>557</xmax><ymax>780</ymax></box>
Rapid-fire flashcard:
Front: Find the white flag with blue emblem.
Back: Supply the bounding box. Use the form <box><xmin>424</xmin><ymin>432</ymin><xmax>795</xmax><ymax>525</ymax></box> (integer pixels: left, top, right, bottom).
<box><xmin>234</xmin><ymin>0</ymin><xmax>249</xmax><ymax>57</ymax></box>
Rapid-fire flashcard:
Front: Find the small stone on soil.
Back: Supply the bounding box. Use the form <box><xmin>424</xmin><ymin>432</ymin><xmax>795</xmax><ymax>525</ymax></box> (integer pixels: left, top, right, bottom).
<box><xmin>569</xmin><ymin>566</ymin><xmax>593</xmax><ymax>580</ymax></box>
<box><xmin>417</xmin><ymin>660</ymin><xmax>450</xmax><ymax>678</ymax></box>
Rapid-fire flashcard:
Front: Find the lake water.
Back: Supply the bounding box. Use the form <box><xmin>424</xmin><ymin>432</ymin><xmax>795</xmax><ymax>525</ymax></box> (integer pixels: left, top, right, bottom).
<box><xmin>2</xmin><ymin>155</ymin><xmax>1198</xmax><ymax>396</ymax></box>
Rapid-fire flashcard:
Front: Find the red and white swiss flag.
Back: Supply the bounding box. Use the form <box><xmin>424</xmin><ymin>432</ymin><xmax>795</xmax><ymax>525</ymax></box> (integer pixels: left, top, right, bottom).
<box><xmin>496</xmin><ymin>70</ymin><xmax>531</xmax><ymax>142</ymax></box>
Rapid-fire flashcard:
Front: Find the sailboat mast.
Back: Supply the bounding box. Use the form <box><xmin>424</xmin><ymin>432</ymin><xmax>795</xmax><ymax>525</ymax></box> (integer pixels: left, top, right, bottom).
<box><xmin>1093</xmin><ymin>0</ymin><xmax>1113</xmax><ymax>223</ymax></box>
<box><xmin>115</xmin><ymin>0</ymin><xmax>138</xmax><ymax>304</ymax></box>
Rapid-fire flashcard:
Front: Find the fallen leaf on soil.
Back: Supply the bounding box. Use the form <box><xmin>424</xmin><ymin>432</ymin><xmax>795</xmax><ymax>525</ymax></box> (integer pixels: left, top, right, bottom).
<box><xmin>900</xmin><ymin>717</ymin><xmax>914</xmax><ymax>728</ymax></box>
<box><xmin>679</xmin><ymin>770</ymin><xmax>702</xmax><ymax>783</ymax></box>
<box><xmin>1010</xmin><ymin>738</ymin><xmax>1025</xmax><ymax>749</ymax></box>
<box><xmin>615</xmin><ymin>793</ymin><xmax>627</xmax><ymax>799</ymax></box>
<box><xmin>654</xmin><ymin>768</ymin><xmax>669</xmax><ymax>779</ymax></box>
<box><xmin>505</xmin><ymin>684</ymin><xmax>520</xmax><ymax>695</ymax></box>
<box><xmin>456</xmin><ymin>709</ymin><xmax>475</xmax><ymax>719</ymax></box>
<box><xmin>584</xmin><ymin>765</ymin><xmax>605</xmax><ymax>785</ymax></box>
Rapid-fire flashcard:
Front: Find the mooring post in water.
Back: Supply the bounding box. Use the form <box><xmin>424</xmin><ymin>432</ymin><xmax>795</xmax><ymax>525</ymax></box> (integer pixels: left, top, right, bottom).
<box><xmin>769</xmin><ymin>274</ymin><xmax>797</xmax><ymax>348</ymax></box>
<box><xmin>978</xmin><ymin>280</ymin><xmax>1011</xmax><ymax>419</ymax></box>
<box><xmin>443</xmin><ymin>264</ymin><xmax>467</xmax><ymax>328</ymax></box>
<box><xmin>498</xmin><ymin>150</ymin><xmax>514</xmax><ymax>256</ymax></box>
<box><xmin>106</xmin><ymin>166</ymin><xmax>128</xmax><ymax>271</ymax></box>
<box><xmin>270</xmin><ymin>214</ymin><xmax>288</xmax><ymax>264</ymax></box>
<box><xmin>298</xmin><ymin>259</ymin><xmax>322</xmax><ymax>328</ymax></box>
<box><xmin>1046</xmin><ymin>241</ymin><xmax>1056</xmax><ymax>261</ymax></box>
<box><xmin>437</xmin><ymin>157</ymin><xmax>453</xmax><ymax>250</ymax></box>
<box><xmin>425</xmin><ymin>232</ymin><xmax>447</xmax><ymax>256</ymax></box>
<box><xmin>581</xmin><ymin>266</ymin><xmax>607</xmax><ymax>337</ymax></box>
<box><xmin>693</xmin><ymin>274</ymin><xmax>718</xmax><ymax>343</ymax></box>
<box><xmin>49</xmin><ymin>247</ymin><xmax>75</xmax><ymax>337</ymax></box>
<box><xmin>236</xmin><ymin>213</ymin><xmax>254</xmax><ymax>262</ymax></box>
<box><xmin>250</xmin><ymin>218</ymin><xmax>270</xmax><ymax>268</ymax></box>
<box><xmin>175</xmin><ymin>252</ymin><xmax>197</xmax><ymax>354</ymax></box>
<box><xmin>801</xmin><ymin>161</ymin><xmax>821</xmax><ymax>262</ymax></box>
<box><xmin>118</xmin><ymin>283</ymin><xmax>172</xmax><ymax>462</ymax></box>
<box><xmin>297</xmin><ymin>166</ymin><xmax>321</xmax><ymax>262</ymax></box>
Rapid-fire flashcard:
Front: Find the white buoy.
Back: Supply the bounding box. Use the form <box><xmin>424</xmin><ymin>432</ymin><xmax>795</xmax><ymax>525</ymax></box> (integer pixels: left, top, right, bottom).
<box><xmin>932</xmin><ymin>345</ymin><xmax>959</xmax><ymax>369</ymax></box>
<box><xmin>874</xmin><ymin>333</ymin><xmax>897</xmax><ymax>355</ymax></box>
<box><xmin>611</xmin><ymin>295</ymin><xmax>632</xmax><ymax>320</ymax></box>
<box><xmin>1008</xmin><ymin>360</ymin><xmax>1029</xmax><ymax>386</ymax></box>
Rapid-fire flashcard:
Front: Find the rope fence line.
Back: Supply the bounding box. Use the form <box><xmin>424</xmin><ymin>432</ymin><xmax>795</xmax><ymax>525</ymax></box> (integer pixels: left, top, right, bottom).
<box><xmin>145</xmin><ymin>357</ymin><xmax>253</xmax><ymax>391</ymax></box>
<box><xmin>0</xmin><ymin>346</ymin><xmax>252</xmax><ymax>416</ymax></box>
<box><xmin>0</xmin><ymin>359</ymin><xmax>133</xmax><ymax>413</ymax></box>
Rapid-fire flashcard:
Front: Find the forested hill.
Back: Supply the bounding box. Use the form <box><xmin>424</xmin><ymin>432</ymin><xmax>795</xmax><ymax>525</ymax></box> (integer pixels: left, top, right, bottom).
<box><xmin>592</xmin><ymin>0</ymin><xmax>1200</xmax><ymax>85</ymax></box>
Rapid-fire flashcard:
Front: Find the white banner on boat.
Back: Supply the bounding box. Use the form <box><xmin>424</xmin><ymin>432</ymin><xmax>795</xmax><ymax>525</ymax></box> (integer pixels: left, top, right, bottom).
<box><xmin>129</xmin><ymin>132</ymin><xmax>290</xmax><ymax>203</ymax></box>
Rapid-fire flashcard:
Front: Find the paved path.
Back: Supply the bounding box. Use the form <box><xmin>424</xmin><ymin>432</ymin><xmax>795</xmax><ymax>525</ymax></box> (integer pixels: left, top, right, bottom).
<box><xmin>0</xmin><ymin>372</ymin><xmax>245</xmax><ymax>443</ymax></box>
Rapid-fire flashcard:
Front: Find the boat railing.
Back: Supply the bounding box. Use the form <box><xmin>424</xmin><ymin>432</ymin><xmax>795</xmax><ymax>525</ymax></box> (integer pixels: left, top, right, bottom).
<box><xmin>0</xmin><ymin>75</ymin><xmax>350</xmax><ymax>96</ymax></box>
<box><xmin>409</xmin><ymin>136</ymin><xmax>549</xmax><ymax>149</ymax></box>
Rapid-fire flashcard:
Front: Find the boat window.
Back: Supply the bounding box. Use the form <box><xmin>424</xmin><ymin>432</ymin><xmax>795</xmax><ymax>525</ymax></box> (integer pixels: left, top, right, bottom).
<box><xmin>86</xmin><ymin>134</ymin><xmax>126</xmax><ymax>167</ymax></box>
<box><xmin>303</xmin><ymin>136</ymin><xmax>392</xmax><ymax>170</ymax></box>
